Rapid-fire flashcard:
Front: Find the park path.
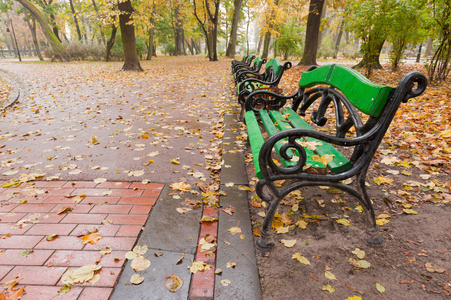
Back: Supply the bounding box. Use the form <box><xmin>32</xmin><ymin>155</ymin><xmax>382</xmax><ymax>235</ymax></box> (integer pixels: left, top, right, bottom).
<box><xmin>0</xmin><ymin>57</ymin><xmax>261</xmax><ymax>299</ymax></box>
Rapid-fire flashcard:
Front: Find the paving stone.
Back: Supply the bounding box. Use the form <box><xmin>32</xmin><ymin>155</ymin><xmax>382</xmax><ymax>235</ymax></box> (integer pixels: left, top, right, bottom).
<box><xmin>46</xmin><ymin>250</ymin><xmax>127</xmax><ymax>268</ymax></box>
<box><xmin>0</xmin><ymin>249</ymin><xmax>54</xmax><ymax>266</ymax></box>
<box><xmin>25</xmin><ymin>223</ymin><xmax>77</xmax><ymax>235</ymax></box>
<box><xmin>34</xmin><ymin>236</ymin><xmax>85</xmax><ymax>250</ymax></box>
<box><xmin>70</xmin><ymin>224</ymin><xmax>121</xmax><ymax>237</ymax></box>
<box><xmin>110</xmin><ymin>250</ymin><xmax>194</xmax><ymax>300</ymax></box>
<box><xmin>0</xmin><ymin>266</ymin><xmax>67</xmax><ymax>285</ymax></box>
<box><xmin>20</xmin><ymin>285</ymin><xmax>83</xmax><ymax>300</ymax></box>
<box><xmin>78</xmin><ymin>287</ymin><xmax>113</xmax><ymax>300</ymax></box>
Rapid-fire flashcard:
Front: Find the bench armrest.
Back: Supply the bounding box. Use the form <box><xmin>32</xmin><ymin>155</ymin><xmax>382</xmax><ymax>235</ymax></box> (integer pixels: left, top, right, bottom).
<box><xmin>244</xmin><ymin>89</ymin><xmax>297</xmax><ymax>112</ymax></box>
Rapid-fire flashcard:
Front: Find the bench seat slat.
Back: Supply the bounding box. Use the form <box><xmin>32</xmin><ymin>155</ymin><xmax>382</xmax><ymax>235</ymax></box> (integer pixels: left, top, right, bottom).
<box><xmin>258</xmin><ymin>111</ymin><xmax>297</xmax><ymax>169</ymax></box>
<box><xmin>281</xmin><ymin>108</ymin><xmax>352</xmax><ymax>173</ymax></box>
<box><xmin>244</xmin><ymin>111</ymin><xmax>266</xmax><ymax>179</ymax></box>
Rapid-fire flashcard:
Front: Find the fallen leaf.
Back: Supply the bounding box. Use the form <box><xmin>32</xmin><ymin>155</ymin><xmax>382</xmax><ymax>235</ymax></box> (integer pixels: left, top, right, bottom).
<box><xmin>72</xmin><ymin>194</ymin><xmax>86</xmax><ymax>203</ymax></box>
<box><xmin>222</xmin><ymin>205</ymin><xmax>236</xmax><ymax>216</ymax></box>
<box><xmin>276</xmin><ymin>226</ymin><xmax>289</xmax><ymax>234</ymax></box>
<box><xmin>220</xmin><ymin>279</ymin><xmax>232</xmax><ymax>286</ymax></box>
<box><xmin>292</xmin><ymin>253</ymin><xmax>310</xmax><ymax>265</ymax></box>
<box><xmin>94</xmin><ymin>178</ymin><xmax>107</xmax><ymax>184</ymax></box>
<box><xmin>336</xmin><ymin>218</ymin><xmax>351</xmax><ymax>226</ymax></box>
<box><xmin>352</xmin><ymin>248</ymin><xmax>365</xmax><ymax>259</ymax></box>
<box><xmin>170</xmin><ymin>182</ymin><xmax>191</xmax><ymax>191</ymax></box>
<box><xmin>176</xmin><ymin>207</ymin><xmax>193</xmax><ymax>214</ymax></box>
<box><xmin>425</xmin><ymin>262</ymin><xmax>446</xmax><ymax>273</ymax></box>
<box><xmin>188</xmin><ymin>261</ymin><xmax>211</xmax><ymax>274</ymax></box>
<box><xmin>61</xmin><ymin>264</ymin><xmax>102</xmax><ymax>285</ymax></box>
<box><xmin>58</xmin><ymin>285</ymin><xmax>71</xmax><ymax>295</ymax></box>
<box><xmin>281</xmin><ymin>239</ymin><xmax>297</xmax><ymax>248</ymax></box>
<box><xmin>403</xmin><ymin>208</ymin><xmax>418</xmax><ymax>215</ymax></box>
<box><xmin>373</xmin><ymin>176</ymin><xmax>394</xmax><ymax>185</ymax></box>
<box><xmin>57</xmin><ymin>206</ymin><xmax>73</xmax><ymax>215</ymax></box>
<box><xmin>82</xmin><ymin>233</ymin><xmax>102</xmax><ymax>245</ymax></box>
<box><xmin>322</xmin><ymin>283</ymin><xmax>335</xmax><ymax>293</ymax></box>
<box><xmin>46</xmin><ymin>234</ymin><xmax>59</xmax><ymax>241</ymax></box>
<box><xmin>20</xmin><ymin>249</ymin><xmax>34</xmax><ymax>256</ymax></box>
<box><xmin>296</xmin><ymin>220</ymin><xmax>308</xmax><ymax>229</ymax></box>
<box><xmin>227</xmin><ymin>226</ymin><xmax>242</xmax><ymax>235</ymax></box>
<box><xmin>165</xmin><ymin>274</ymin><xmax>183</xmax><ymax>292</ymax></box>
<box><xmin>199</xmin><ymin>215</ymin><xmax>218</xmax><ymax>223</ymax></box>
<box><xmin>130</xmin><ymin>274</ymin><xmax>145</xmax><ymax>285</ymax></box>
<box><xmin>325</xmin><ymin>270</ymin><xmax>337</xmax><ymax>280</ymax></box>
<box><xmin>376</xmin><ymin>283</ymin><xmax>385</xmax><ymax>293</ymax></box>
<box><xmin>349</xmin><ymin>258</ymin><xmax>371</xmax><ymax>269</ymax></box>
<box><xmin>131</xmin><ymin>256</ymin><xmax>151</xmax><ymax>272</ymax></box>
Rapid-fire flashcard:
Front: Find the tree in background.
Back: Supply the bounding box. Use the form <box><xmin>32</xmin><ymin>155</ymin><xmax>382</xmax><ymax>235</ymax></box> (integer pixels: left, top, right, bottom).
<box><xmin>427</xmin><ymin>0</ymin><xmax>451</xmax><ymax>83</ymax></box>
<box><xmin>15</xmin><ymin>0</ymin><xmax>70</xmax><ymax>61</ymax></box>
<box><xmin>298</xmin><ymin>0</ymin><xmax>325</xmax><ymax>65</ymax></box>
<box><xmin>117</xmin><ymin>0</ymin><xmax>143</xmax><ymax>71</ymax></box>
<box><xmin>225</xmin><ymin>0</ymin><xmax>243</xmax><ymax>57</ymax></box>
<box><xmin>192</xmin><ymin>0</ymin><xmax>221</xmax><ymax>61</ymax></box>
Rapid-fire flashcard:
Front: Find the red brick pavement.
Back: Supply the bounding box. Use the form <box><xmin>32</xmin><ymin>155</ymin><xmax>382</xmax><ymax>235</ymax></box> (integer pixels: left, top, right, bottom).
<box><xmin>0</xmin><ymin>181</ymin><xmax>164</xmax><ymax>300</ymax></box>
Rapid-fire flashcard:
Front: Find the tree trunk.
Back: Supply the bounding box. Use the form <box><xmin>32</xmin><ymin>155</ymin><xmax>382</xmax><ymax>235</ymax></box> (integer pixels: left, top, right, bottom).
<box><xmin>105</xmin><ymin>24</ymin><xmax>117</xmax><ymax>62</ymax></box>
<box><xmin>425</xmin><ymin>38</ymin><xmax>433</xmax><ymax>57</ymax></box>
<box><xmin>257</xmin><ymin>34</ymin><xmax>263</xmax><ymax>54</ymax></box>
<box><xmin>26</xmin><ymin>16</ymin><xmax>44</xmax><ymax>61</ymax></box>
<box><xmin>354</xmin><ymin>37</ymin><xmax>385</xmax><ymax>76</ymax></box>
<box><xmin>69</xmin><ymin>0</ymin><xmax>82</xmax><ymax>42</ymax></box>
<box><xmin>299</xmin><ymin>0</ymin><xmax>325</xmax><ymax>65</ymax></box>
<box><xmin>16</xmin><ymin>0</ymin><xmax>70</xmax><ymax>61</ymax></box>
<box><xmin>118</xmin><ymin>0</ymin><xmax>143</xmax><ymax>71</ymax></box>
<box><xmin>261</xmin><ymin>31</ymin><xmax>271</xmax><ymax>59</ymax></box>
<box><xmin>226</xmin><ymin>0</ymin><xmax>243</xmax><ymax>58</ymax></box>
<box><xmin>333</xmin><ymin>20</ymin><xmax>345</xmax><ymax>59</ymax></box>
<box><xmin>174</xmin><ymin>4</ymin><xmax>184</xmax><ymax>56</ymax></box>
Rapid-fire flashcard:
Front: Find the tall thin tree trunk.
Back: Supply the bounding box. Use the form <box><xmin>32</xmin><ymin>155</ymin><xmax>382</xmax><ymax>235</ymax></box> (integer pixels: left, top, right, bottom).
<box><xmin>26</xmin><ymin>16</ymin><xmax>44</xmax><ymax>61</ymax></box>
<box><xmin>69</xmin><ymin>0</ymin><xmax>82</xmax><ymax>42</ymax></box>
<box><xmin>105</xmin><ymin>23</ymin><xmax>117</xmax><ymax>62</ymax></box>
<box><xmin>226</xmin><ymin>0</ymin><xmax>243</xmax><ymax>57</ymax></box>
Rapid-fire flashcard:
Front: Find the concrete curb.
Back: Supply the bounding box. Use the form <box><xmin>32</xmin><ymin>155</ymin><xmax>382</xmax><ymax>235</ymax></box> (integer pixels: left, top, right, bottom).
<box><xmin>0</xmin><ymin>68</ymin><xmax>27</xmax><ymax>110</ymax></box>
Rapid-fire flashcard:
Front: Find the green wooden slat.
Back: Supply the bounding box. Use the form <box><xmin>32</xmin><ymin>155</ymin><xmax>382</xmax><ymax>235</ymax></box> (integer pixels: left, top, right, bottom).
<box><xmin>298</xmin><ymin>64</ymin><xmax>393</xmax><ymax>117</ymax></box>
<box><xmin>244</xmin><ymin>111</ymin><xmax>265</xmax><ymax>179</ymax></box>
<box><xmin>282</xmin><ymin>108</ymin><xmax>352</xmax><ymax>173</ymax></box>
<box><xmin>269</xmin><ymin>110</ymin><xmax>325</xmax><ymax>170</ymax></box>
<box><xmin>258</xmin><ymin>110</ymin><xmax>297</xmax><ymax>169</ymax></box>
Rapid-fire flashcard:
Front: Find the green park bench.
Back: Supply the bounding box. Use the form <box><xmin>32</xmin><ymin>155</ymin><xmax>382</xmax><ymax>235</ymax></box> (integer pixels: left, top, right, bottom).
<box><xmin>243</xmin><ymin>64</ymin><xmax>427</xmax><ymax>249</ymax></box>
<box><xmin>237</xmin><ymin>58</ymin><xmax>292</xmax><ymax>120</ymax></box>
<box><xmin>231</xmin><ymin>54</ymin><xmax>254</xmax><ymax>72</ymax></box>
<box><xmin>233</xmin><ymin>57</ymin><xmax>267</xmax><ymax>84</ymax></box>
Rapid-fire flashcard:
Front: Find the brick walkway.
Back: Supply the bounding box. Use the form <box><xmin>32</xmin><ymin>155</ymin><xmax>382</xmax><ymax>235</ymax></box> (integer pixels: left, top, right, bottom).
<box><xmin>0</xmin><ymin>181</ymin><xmax>163</xmax><ymax>299</ymax></box>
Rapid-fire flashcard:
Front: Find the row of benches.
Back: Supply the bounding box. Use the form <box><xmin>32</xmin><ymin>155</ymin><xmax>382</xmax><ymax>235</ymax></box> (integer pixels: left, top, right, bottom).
<box><xmin>232</xmin><ymin>55</ymin><xmax>428</xmax><ymax>249</ymax></box>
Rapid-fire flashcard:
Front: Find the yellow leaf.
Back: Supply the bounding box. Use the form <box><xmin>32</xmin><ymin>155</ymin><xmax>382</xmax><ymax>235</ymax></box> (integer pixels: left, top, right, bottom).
<box><xmin>276</xmin><ymin>226</ymin><xmax>289</xmax><ymax>234</ymax></box>
<box><xmin>165</xmin><ymin>274</ymin><xmax>183</xmax><ymax>292</ymax></box>
<box><xmin>228</xmin><ymin>226</ymin><xmax>242</xmax><ymax>236</ymax></box>
<box><xmin>221</xmin><ymin>279</ymin><xmax>232</xmax><ymax>286</ymax></box>
<box><xmin>351</xmin><ymin>248</ymin><xmax>365</xmax><ymax>259</ymax></box>
<box><xmin>373</xmin><ymin>176</ymin><xmax>394</xmax><ymax>185</ymax></box>
<box><xmin>349</xmin><ymin>258</ymin><xmax>371</xmax><ymax>269</ymax></box>
<box><xmin>403</xmin><ymin>208</ymin><xmax>417</xmax><ymax>215</ymax></box>
<box><xmin>141</xmin><ymin>134</ymin><xmax>149</xmax><ymax>139</ymax></box>
<box><xmin>292</xmin><ymin>253</ymin><xmax>310</xmax><ymax>265</ymax></box>
<box><xmin>344</xmin><ymin>296</ymin><xmax>362</xmax><ymax>300</ymax></box>
<box><xmin>322</xmin><ymin>283</ymin><xmax>335</xmax><ymax>293</ymax></box>
<box><xmin>336</xmin><ymin>218</ymin><xmax>351</xmax><ymax>226</ymax></box>
<box><xmin>92</xmin><ymin>136</ymin><xmax>99</xmax><ymax>145</ymax></box>
<box><xmin>81</xmin><ymin>233</ymin><xmax>102</xmax><ymax>245</ymax></box>
<box><xmin>72</xmin><ymin>194</ymin><xmax>86</xmax><ymax>203</ymax></box>
<box><xmin>296</xmin><ymin>220</ymin><xmax>308</xmax><ymax>229</ymax></box>
<box><xmin>376</xmin><ymin>219</ymin><xmax>390</xmax><ymax>226</ymax></box>
<box><xmin>133</xmin><ymin>245</ymin><xmax>148</xmax><ymax>255</ymax></box>
<box><xmin>62</xmin><ymin>264</ymin><xmax>102</xmax><ymax>285</ymax></box>
<box><xmin>188</xmin><ymin>261</ymin><xmax>211</xmax><ymax>274</ymax></box>
<box><xmin>376</xmin><ymin>283</ymin><xmax>385</xmax><ymax>293</ymax></box>
<box><xmin>311</xmin><ymin>154</ymin><xmax>334</xmax><ymax>167</ymax></box>
<box><xmin>324</xmin><ymin>270</ymin><xmax>337</xmax><ymax>280</ymax></box>
<box><xmin>170</xmin><ymin>182</ymin><xmax>191</xmax><ymax>191</ymax></box>
<box><xmin>425</xmin><ymin>262</ymin><xmax>446</xmax><ymax>273</ymax></box>
<box><xmin>280</xmin><ymin>239</ymin><xmax>297</xmax><ymax>248</ymax></box>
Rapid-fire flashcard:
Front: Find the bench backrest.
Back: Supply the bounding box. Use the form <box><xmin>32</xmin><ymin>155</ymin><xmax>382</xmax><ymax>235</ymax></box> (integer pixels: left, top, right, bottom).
<box><xmin>265</xmin><ymin>58</ymin><xmax>283</xmax><ymax>76</ymax></box>
<box><xmin>298</xmin><ymin>64</ymin><xmax>393</xmax><ymax>117</ymax></box>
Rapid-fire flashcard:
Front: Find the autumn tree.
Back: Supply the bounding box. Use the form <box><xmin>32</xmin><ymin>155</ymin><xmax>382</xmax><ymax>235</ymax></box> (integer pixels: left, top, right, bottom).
<box><xmin>427</xmin><ymin>0</ymin><xmax>451</xmax><ymax>83</ymax></box>
<box><xmin>260</xmin><ymin>0</ymin><xmax>282</xmax><ymax>60</ymax></box>
<box><xmin>192</xmin><ymin>0</ymin><xmax>220</xmax><ymax>61</ymax></box>
<box><xmin>15</xmin><ymin>0</ymin><xmax>71</xmax><ymax>61</ymax></box>
<box><xmin>117</xmin><ymin>0</ymin><xmax>143</xmax><ymax>70</ymax></box>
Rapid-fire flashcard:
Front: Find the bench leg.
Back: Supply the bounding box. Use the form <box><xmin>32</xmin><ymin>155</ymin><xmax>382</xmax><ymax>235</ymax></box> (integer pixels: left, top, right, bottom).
<box><xmin>257</xmin><ymin>193</ymin><xmax>283</xmax><ymax>250</ymax></box>
<box><xmin>356</xmin><ymin>173</ymin><xmax>383</xmax><ymax>245</ymax></box>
